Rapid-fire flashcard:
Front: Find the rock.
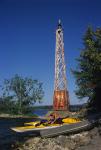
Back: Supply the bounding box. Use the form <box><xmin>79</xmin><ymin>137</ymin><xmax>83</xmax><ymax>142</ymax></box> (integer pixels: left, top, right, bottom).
<box><xmin>55</xmin><ymin>135</ymin><xmax>76</xmax><ymax>149</ymax></box>
<box><xmin>53</xmin><ymin>145</ymin><xmax>62</xmax><ymax>150</ymax></box>
<box><xmin>56</xmin><ymin>135</ymin><xmax>67</xmax><ymax>147</ymax></box>
<box><xmin>89</xmin><ymin>127</ymin><xmax>99</xmax><ymax>137</ymax></box>
<box><xmin>64</xmin><ymin>139</ymin><xmax>76</xmax><ymax>150</ymax></box>
<box><xmin>26</xmin><ymin>137</ymin><xmax>40</xmax><ymax>144</ymax></box>
<box><xmin>98</xmin><ymin>126</ymin><xmax>101</xmax><ymax>136</ymax></box>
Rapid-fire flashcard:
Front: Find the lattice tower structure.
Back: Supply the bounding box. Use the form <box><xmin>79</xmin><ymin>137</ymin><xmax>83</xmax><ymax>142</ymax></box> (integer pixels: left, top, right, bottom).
<box><xmin>53</xmin><ymin>20</ymin><xmax>69</xmax><ymax>111</ymax></box>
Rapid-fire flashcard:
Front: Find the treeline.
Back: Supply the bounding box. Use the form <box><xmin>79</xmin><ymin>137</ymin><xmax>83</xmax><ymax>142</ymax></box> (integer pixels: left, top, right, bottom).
<box><xmin>73</xmin><ymin>26</ymin><xmax>101</xmax><ymax>112</ymax></box>
<box><xmin>0</xmin><ymin>74</ymin><xmax>44</xmax><ymax>115</ymax></box>
<box><xmin>33</xmin><ymin>105</ymin><xmax>53</xmax><ymax>110</ymax></box>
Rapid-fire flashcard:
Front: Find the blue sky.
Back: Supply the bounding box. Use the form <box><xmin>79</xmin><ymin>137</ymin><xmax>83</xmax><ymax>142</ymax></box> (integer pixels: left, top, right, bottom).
<box><xmin>0</xmin><ymin>0</ymin><xmax>101</xmax><ymax>105</ymax></box>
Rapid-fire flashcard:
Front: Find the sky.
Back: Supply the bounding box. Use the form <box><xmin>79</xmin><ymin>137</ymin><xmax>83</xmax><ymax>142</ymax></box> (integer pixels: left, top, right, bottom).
<box><xmin>0</xmin><ymin>0</ymin><xmax>101</xmax><ymax>105</ymax></box>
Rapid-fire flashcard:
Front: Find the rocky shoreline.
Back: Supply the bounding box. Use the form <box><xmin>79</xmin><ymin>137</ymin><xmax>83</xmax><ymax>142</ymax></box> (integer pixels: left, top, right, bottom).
<box><xmin>0</xmin><ymin>112</ymin><xmax>101</xmax><ymax>150</ymax></box>
<box><xmin>13</xmin><ymin>125</ymin><xmax>101</xmax><ymax>150</ymax></box>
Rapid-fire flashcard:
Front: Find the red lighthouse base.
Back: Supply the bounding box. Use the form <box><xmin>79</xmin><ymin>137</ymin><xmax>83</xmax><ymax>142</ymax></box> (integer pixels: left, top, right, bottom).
<box><xmin>53</xmin><ymin>90</ymin><xmax>69</xmax><ymax>111</ymax></box>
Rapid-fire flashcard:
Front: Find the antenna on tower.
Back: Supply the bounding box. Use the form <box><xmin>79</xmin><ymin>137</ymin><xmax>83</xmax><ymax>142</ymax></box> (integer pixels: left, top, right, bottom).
<box><xmin>58</xmin><ymin>19</ymin><xmax>62</xmax><ymax>29</ymax></box>
<box><xmin>58</xmin><ymin>19</ymin><xmax>61</xmax><ymax>24</ymax></box>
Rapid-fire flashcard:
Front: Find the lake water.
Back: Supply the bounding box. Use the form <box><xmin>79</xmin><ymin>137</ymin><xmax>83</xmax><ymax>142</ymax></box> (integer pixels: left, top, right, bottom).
<box><xmin>0</xmin><ymin>108</ymin><xmax>52</xmax><ymax>149</ymax></box>
<box><xmin>0</xmin><ymin>117</ymin><xmax>40</xmax><ymax>150</ymax></box>
<box><xmin>33</xmin><ymin>108</ymin><xmax>51</xmax><ymax>116</ymax></box>
<box><xmin>33</xmin><ymin>105</ymin><xmax>83</xmax><ymax>117</ymax></box>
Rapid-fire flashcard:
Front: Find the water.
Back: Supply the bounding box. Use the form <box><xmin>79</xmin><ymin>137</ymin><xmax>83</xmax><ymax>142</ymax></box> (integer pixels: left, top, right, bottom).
<box><xmin>33</xmin><ymin>105</ymin><xmax>85</xmax><ymax>117</ymax></box>
<box><xmin>33</xmin><ymin>105</ymin><xmax>83</xmax><ymax>117</ymax></box>
<box><xmin>0</xmin><ymin>117</ymin><xmax>40</xmax><ymax>150</ymax></box>
<box><xmin>0</xmin><ymin>108</ymin><xmax>52</xmax><ymax>149</ymax></box>
<box><xmin>33</xmin><ymin>108</ymin><xmax>51</xmax><ymax>117</ymax></box>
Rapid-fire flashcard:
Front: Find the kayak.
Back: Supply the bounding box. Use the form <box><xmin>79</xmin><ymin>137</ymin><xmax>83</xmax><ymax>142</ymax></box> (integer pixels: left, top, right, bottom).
<box><xmin>62</xmin><ymin>118</ymin><xmax>81</xmax><ymax>123</ymax></box>
<box><xmin>24</xmin><ymin>121</ymin><xmax>40</xmax><ymax>126</ymax></box>
<box><xmin>11</xmin><ymin>114</ymin><xmax>101</xmax><ymax>137</ymax></box>
<box><xmin>24</xmin><ymin>117</ymin><xmax>81</xmax><ymax>126</ymax></box>
<box><xmin>11</xmin><ymin>123</ymin><xmax>61</xmax><ymax>132</ymax></box>
<box><xmin>11</xmin><ymin>117</ymin><xmax>81</xmax><ymax>133</ymax></box>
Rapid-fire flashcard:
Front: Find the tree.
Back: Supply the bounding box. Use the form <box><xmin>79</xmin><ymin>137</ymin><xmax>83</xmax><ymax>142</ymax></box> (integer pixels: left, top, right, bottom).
<box><xmin>0</xmin><ymin>96</ymin><xmax>16</xmax><ymax>114</ymax></box>
<box><xmin>1</xmin><ymin>74</ymin><xmax>44</xmax><ymax>114</ymax></box>
<box><xmin>73</xmin><ymin>27</ymin><xmax>101</xmax><ymax>111</ymax></box>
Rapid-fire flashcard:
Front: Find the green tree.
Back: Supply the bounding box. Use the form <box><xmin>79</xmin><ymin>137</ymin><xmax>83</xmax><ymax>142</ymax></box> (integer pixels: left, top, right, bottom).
<box><xmin>1</xmin><ymin>74</ymin><xmax>44</xmax><ymax>114</ymax></box>
<box><xmin>73</xmin><ymin>27</ymin><xmax>101</xmax><ymax>111</ymax></box>
<box><xmin>0</xmin><ymin>96</ymin><xmax>16</xmax><ymax>114</ymax></box>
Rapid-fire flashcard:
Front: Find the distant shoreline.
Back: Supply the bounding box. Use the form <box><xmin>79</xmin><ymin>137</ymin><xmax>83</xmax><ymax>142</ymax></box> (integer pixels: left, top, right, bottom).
<box><xmin>0</xmin><ymin>113</ymin><xmax>38</xmax><ymax>118</ymax></box>
<box><xmin>33</xmin><ymin>104</ymin><xmax>86</xmax><ymax>110</ymax></box>
<box><xmin>0</xmin><ymin>104</ymin><xmax>86</xmax><ymax>119</ymax></box>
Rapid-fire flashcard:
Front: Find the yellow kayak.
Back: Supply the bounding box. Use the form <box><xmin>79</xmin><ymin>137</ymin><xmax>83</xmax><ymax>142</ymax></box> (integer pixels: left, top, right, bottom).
<box><xmin>24</xmin><ymin>121</ymin><xmax>40</xmax><ymax>126</ymax></box>
<box><xmin>11</xmin><ymin>123</ymin><xmax>61</xmax><ymax>132</ymax></box>
<box><xmin>62</xmin><ymin>118</ymin><xmax>81</xmax><ymax>123</ymax></box>
<box><xmin>11</xmin><ymin>118</ymin><xmax>81</xmax><ymax>133</ymax></box>
<box><xmin>24</xmin><ymin>118</ymin><xmax>81</xmax><ymax>126</ymax></box>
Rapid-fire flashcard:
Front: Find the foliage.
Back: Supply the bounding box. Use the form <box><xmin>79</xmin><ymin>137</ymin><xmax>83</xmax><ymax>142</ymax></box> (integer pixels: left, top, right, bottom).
<box><xmin>0</xmin><ymin>74</ymin><xmax>44</xmax><ymax>114</ymax></box>
<box><xmin>73</xmin><ymin>26</ymin><xmax>101</xmax><ymax>111</ymax></box>
<box><xmin>0</xmin><ymin>97</ymin><xmax>16</xmax><ymax>114</ymax></box>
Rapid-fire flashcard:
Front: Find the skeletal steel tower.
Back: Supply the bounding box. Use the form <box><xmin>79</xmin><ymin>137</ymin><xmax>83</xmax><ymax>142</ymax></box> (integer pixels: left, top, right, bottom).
<box><xmin>53</xmin><ymin>20</ymin><xmax>69</xmax><ymax>111</ymax></box>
